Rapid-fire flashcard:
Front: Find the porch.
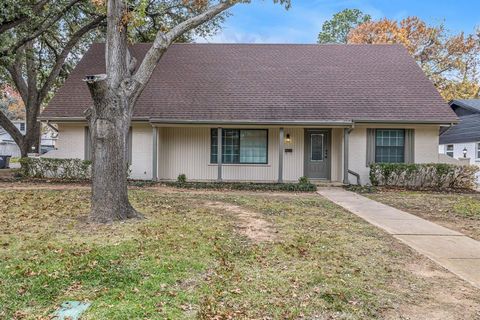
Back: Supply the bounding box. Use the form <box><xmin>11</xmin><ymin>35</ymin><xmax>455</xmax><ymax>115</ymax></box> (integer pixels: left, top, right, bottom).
<box><xmin>149</xmin><ymin>125</ymin><xmax>352</xmax><ymax>184</ymax></box>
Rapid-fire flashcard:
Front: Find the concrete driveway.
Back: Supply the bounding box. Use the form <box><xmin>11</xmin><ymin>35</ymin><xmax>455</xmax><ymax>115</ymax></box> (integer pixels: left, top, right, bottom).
<box><xmin>318</xmin><ymin>188</ymin><xmax>480</xmax><ymax>289</ymax></box>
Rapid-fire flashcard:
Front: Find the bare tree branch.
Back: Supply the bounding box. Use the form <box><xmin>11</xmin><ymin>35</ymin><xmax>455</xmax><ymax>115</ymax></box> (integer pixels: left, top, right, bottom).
<box><xmin>38</xmin><ymin>15</ymin><xmax>105</xmax><ymax>103</ymax></box>
<box><xmin>0</xmin><ymin>109</ymin><xmax>24</xmax><ymax>147</ymax></box>
<box><xmin>130</xmin><ymin>1</ymin><xmax>235</xmax><ymax>105</ymax></box>
<box><xmin>6</xmin><ymin>51</ymin><xmax>29</xmax><ymax>105</ymax></box>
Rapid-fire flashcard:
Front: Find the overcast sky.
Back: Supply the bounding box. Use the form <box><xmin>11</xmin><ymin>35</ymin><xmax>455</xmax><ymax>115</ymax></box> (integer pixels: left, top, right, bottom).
<box><xmin>196</xmin><ymin>0</ymin><xmax>480</xmax><ymax>44</ymax></box>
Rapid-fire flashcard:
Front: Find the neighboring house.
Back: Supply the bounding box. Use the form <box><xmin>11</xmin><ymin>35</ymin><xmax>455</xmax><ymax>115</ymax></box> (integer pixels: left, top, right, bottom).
<box><xmin>39</xmin><ymin>43</ymin><xmax>457</xmax><ymax>184</ymax></box>
<box><xmin>439</xmin><ymin>99</ymin><xmax>480</xmax><ymax>183</ymax></box>
<box><xmin>0</xmin><ymin>121</ymin><xmax>57</xmax><ymax>157</ymax></box>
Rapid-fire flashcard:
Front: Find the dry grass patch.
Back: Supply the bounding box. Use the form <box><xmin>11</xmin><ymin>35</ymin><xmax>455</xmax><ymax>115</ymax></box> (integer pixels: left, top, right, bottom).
<box><xmin>362</xmin><ymin>188</ymin><xmax>480</xmax><ymax>240</ymax></box>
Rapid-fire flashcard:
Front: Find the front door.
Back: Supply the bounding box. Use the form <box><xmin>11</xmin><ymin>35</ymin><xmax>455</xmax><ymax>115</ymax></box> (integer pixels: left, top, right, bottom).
<box><xmin>304</xmin><ymin>129</ymin><xmax>331</xmax><ymax>180</ymax></box>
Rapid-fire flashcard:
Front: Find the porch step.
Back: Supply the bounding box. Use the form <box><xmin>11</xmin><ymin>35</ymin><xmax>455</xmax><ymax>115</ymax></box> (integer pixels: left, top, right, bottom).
<box><xmin>310</xmin><ymin>180</ymin><xmax>345</xmax><ymax>187</ymax></box>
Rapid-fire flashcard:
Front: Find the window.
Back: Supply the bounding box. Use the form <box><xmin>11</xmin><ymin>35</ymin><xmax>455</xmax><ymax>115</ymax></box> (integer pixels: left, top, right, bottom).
<box><xmin>211</xmin><ymin>129</ymin><xmax>268</xmax><ymax>164</ymax></box>
<box><xmin>375</xmin><ymin>129</ymin><xmax>405</xmax><ymax>163</ymax></box>
<box><xmin>446</xmin><ymin>144</ymin><xmax>454</xmax><ymax>158</ymax></box>
<box><xmin>476</xmin><ymin>143</ymin><xmax>480</xmax><ymax>159</ymax></box>
<box><xmin>19</xmin><ymin>123</ymin><xmax>25</xmax><ymax>131</ymax></box>
<box><xmin>310</xmin><ymin>134</ymin><xmax>324</xmax><ymax>161</ymax></box>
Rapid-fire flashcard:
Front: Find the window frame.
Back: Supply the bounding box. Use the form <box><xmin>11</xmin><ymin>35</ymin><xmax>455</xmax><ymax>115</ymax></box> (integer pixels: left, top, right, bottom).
<box><xmin>19</xmin><ymin>123</ymin><xmax>25</xmax><ymax>131</ymax></box>
<box><xmin>210</xmin><ymin>128</ymin><xmax>269</xmax><ymax>165</ymax></box>
<box><xmin>374</xmin><ymin>129</ymin><xmax>406</xmax><ymax>164</ymax></box>
<box><xmin>446</xmin><ymin>144</ymin><xmax>454</xmax><ymax>158</ymax></box>
<box><xmin>310</xmin><ymin>133</ymin><xmax>325</xmax><ymax>162</ymax></box>
<box><xmin>476</xmin><ymin>142</ymin><xmax>480</xmax><ymax>160</ymax></box>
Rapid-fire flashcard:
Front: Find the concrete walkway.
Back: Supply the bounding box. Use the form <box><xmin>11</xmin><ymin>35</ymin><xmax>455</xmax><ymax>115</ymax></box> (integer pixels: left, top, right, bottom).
<box><xmin>318</xmin><ymin>188</ymin><xmax>480</xmax><ymax>289</ymax></box>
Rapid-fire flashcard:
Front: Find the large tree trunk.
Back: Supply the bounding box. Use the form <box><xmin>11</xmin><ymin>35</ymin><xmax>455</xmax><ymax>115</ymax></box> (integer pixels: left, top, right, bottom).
<box><xmin>84</xmin><ymin>0</ymin><xmax>235</xmax><ymax>223</ymax></box>
<box><xmin>86</xmin><ymin>79</ymin><xmax>142</xmax><ymax>223</ymax></box>
<box><xmin>84</xmin><ymin>0</ymin><xmax>141</xmax><ymax>223</ymax></box>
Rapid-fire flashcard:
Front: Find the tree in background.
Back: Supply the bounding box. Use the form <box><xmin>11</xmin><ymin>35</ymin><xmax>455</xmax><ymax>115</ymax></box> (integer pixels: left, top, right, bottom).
<box><xmin>347</xmin><ymin>17</ymin><xmax>480</xmax><ymax>100</ymax></box>
<box><xmin>318</xmin><ymin>8</ymin><xmax>371</xmax><ymax>44</ymax></box>
<box><xmin>0</xmin><ymin>85</ymin><xmax>25</xmax><ymax>120</ymax></box>
<box><xmin>0</xmin><ymin>0</ymin><xmax>105</xmax><ymax>156</ymax></box>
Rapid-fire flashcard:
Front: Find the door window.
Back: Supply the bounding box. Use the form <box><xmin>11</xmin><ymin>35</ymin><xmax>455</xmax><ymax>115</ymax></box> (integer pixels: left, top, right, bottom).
<box><xmin>311</xmin><ymin>134</ymin><xmax>324</xmax><ymax>161</ymax></box>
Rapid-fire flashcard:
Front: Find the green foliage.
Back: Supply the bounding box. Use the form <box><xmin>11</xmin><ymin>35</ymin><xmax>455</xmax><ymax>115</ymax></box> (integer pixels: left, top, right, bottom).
<box><xmin>19</xmin><ymin>158</ymin><xmax>91</xmax><ymax>181</ymax></box>
<box><xmin>345</xmin><ymin>184</ymin><xmax>377</xmax><ymax>194</ymax></box>
<box><xmin>454</xmin><ymin>198</ymin><xmax>480</xmax><ymax>219</ymax></box>
<box><xmin>318</xmin><ymin>9</ymin><xmax>371</xmax><ymax>44</ymax></box>
<box><xmin>165</xmin><ymin>181</ymin><xmax>317</xmax><ymax>192</ymax></box>
<box><xmin>123</xmin><ymin>0</ymin><xmax>229</xmax><ymax>43</ymax></box>
<box><xmin>177</xmin><ymin>173</ymin><xmax>187</xmax><ymax>183</ymax></box>
<box><xmin>369</xmin><ymin>163</ymin><xmax>479</xmax><ymax>190</ymax></box>
<box><xmin>298</xmin><ymin>176</ymin><xmax>310</xmax><ymax>185</ymax></box>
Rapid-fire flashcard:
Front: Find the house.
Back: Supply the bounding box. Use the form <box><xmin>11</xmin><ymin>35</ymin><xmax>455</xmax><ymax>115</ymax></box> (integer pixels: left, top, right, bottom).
<box><xmin>439</xmin><ymin>99</ymin><xmax>480</xmax><ymax>182</ymax></box>
<box><xmin>39</xmin><ymin>43</ymin><xmax>457</xmax><ymax>184</ymax></box>
<box><xmin>0</xmin><ymin>121</ymin><xmax>57</xmax><ymax>157</ymax></box>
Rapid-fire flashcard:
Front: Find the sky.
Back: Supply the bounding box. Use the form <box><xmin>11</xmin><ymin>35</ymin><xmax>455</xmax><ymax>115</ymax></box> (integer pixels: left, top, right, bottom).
<box><xmin>196</xmin><ymin>0</ymin><xmax>480</xmax><ymax>44</ymax></box>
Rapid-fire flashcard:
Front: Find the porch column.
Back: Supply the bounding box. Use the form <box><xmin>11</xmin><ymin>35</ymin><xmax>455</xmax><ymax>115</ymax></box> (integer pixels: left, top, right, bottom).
<box><xmin>217</xmin><ymin>127</ymin><xmax>222</xmax><ymax>182</ymax></box>
<box><xmin>278</xmin><ymin>127</ymin><xmax>284</xmax><ymax>183</ymax></box>
<box><xmin>152</xmin><ymin>126</ymin><xmax>158</xmax><ymax>181</ymax></box>
<box><xmin>343</xmin><ymin>128</ymin><xmax>349</xmax><ymax>185</ymax></box>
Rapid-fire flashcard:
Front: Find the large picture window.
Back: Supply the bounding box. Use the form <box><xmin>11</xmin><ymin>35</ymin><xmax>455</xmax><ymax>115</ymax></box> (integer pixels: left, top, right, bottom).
<box><xmin>211</xmin><ymin>129</ymin><xmax>268</xmax><ymax>164</ymax></box>
<box><xmin>375</xmin><ymin>129</ymin><xmax>405</xmax><ymax>163</ymax></box>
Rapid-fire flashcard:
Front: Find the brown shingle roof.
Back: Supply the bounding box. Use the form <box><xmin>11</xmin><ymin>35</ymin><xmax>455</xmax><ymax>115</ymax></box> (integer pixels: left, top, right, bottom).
<box><xmin>41</xmin><ymin>43</ymin><xmax>457</xmax><ymax>124</ymax></box>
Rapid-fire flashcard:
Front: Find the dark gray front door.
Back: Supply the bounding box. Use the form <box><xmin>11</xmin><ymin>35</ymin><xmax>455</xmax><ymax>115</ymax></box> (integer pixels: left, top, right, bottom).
<box><xmin>304</xmin><ymin>129</ymin><xmax>331</xmax><ymax>179</ymax></box>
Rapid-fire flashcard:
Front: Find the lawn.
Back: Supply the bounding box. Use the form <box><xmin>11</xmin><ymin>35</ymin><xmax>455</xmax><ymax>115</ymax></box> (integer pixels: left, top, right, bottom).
<box><xmin>362</xmin><ymin>188</ymin><xmax>480</xmax><ymax>241</ymax></box>
<box><xmin>1</xmin><ymin>184</ymin><xmax>480</xmax><ymax>319</ymax></box>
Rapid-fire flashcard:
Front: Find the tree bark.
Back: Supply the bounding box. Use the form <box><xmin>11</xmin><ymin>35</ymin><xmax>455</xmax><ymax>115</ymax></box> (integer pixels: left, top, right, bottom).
<box><xmin>85</xmin><ymin>0</ymin><xmax>140</xmax><ymax>222</ymax></box>
<box><xmin>85</xmin><ymin>78</ymin><xmax>142</xmax><ymax>223</ymax></box>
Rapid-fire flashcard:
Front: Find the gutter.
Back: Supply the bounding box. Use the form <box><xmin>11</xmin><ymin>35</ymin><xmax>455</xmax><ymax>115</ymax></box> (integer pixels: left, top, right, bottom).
<box><xmin>354</xmin><ymin>119</ymin><xmax>459</xmax><ymax>125</ymax></box>
<box><xmin>148</xmin><ymin>119</ymin><xmax>354</xmax><ymax>126</ymax></box>
<box><xmin>39</xmin><ymin>116</ymin><xmax>458</xmax><ymax>126</ymax></box>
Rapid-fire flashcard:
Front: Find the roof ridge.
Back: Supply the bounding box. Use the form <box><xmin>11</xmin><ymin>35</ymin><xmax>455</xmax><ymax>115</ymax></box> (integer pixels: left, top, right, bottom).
<box><xmin>92</xmin><ymin>42</ymin><xmax>406</xmax><ymax>47</ymax></box>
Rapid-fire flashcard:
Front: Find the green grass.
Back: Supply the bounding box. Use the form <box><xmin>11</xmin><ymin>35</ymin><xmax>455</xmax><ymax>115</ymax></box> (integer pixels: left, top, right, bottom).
<box><xmin>0</xmin><ymin>187</ymin><xmax>455</xmax><ymax>319</ymax></box>
<box><xmin>453</xmin><ymin>197</ymin><xmax>480</xmax><ymax>218</ymax></box>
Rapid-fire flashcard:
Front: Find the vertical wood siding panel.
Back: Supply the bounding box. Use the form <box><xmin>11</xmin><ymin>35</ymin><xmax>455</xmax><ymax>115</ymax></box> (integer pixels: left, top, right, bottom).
<box><xmin>42</xmin><ymin>124</ymin><xmax>85</xmax><ymax>160</ymax></box>
<box><xmin>330</xmin><ymin>128</ymin><xmax>343</xmax><ymax>182</ymax></box>
<box><xmin>283</xmin><ymin>127</ymin><xmax>304</xmax><ymax>181</ymax></box>
<box><xmin>130</xmin><ymin>124</ymin><xmax>152</xmax><ymax>180</ymax></box>
<box><xmin>159</xmin><ymin>127</ymin><xmax>216</xmax><ymax>180</ymax></box>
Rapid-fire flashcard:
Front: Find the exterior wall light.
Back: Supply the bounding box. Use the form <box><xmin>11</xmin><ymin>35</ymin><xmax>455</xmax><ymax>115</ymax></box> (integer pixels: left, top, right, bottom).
<box><xmin>285</xmin><ymin>133</ymin><xmax>291</xmax><ymax>143</ymax></box>
<box><xmin>463</xmin><ymin>147</ymin><xmax>468</xmax><ymax>158</ymax></box>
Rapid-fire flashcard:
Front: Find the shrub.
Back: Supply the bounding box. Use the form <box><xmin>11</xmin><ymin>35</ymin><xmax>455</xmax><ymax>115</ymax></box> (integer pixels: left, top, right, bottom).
<box><xmin>165</xmin><ymin>181</ymin><xmax>317</xmax><ymax>192</ymax></box>
<box><xmin>369</xmin><ymin>163</ymin><xmax>479</xmax><ymax>190</ymax></box>
<box><xmin>19</xmin><ymin>157</ymin><xmax>91</xmax><ymax>180</ymax></box>
<box><xmin>177</xmin><ymin>173</ymin><xmax>187</xmax><ymax>184</ymax></box>
<box><xmin>298</xmin><ymin>176</ymin><xmax>310</xmax><ymax>185</ymax></box>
